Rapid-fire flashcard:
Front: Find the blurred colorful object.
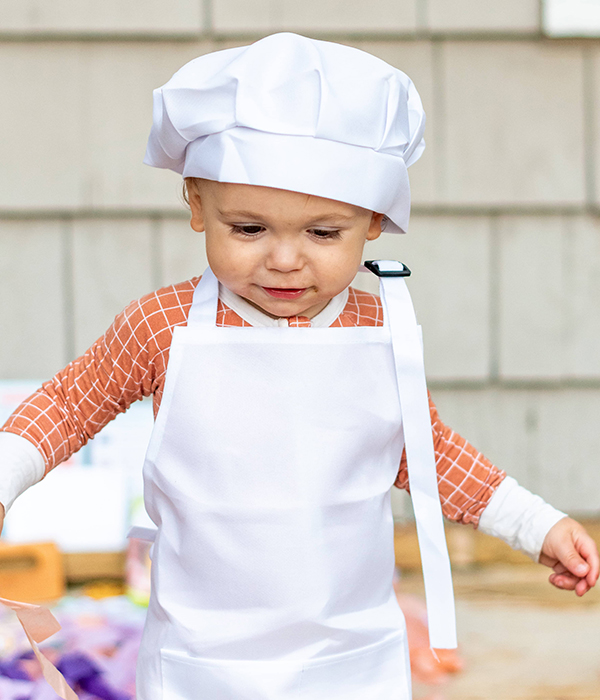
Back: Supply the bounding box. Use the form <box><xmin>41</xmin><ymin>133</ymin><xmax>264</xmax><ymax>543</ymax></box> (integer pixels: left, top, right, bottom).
<box><xmin>396</xmin><ymin>593</ymin><xmax>464</xmax><ymax>680</ymax></box>
<box><xmin>394</xmin><ymin>573</ymin><xmax>464</xmax><ymax>698</ymax></box>
<box><xmin>0</xmin><ymin>595</ymin><xmax>146</xmax><ymax>699</ymax></box>
<box><xmin>125</xmin><ymin>539</ymin><xmax>152</xmax><ymax>608</ymax></box>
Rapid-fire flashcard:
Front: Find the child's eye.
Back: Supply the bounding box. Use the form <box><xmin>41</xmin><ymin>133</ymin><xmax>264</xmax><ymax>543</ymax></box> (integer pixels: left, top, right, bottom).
<box><xmin>310</xmin><ymin>229</ymin><xmax>342</xmax><ymax>240</ymax></box>
<box><xmin>231</xmin><ymin>225</ymin><xmax>265</xmax><ymax>236</ymax></box>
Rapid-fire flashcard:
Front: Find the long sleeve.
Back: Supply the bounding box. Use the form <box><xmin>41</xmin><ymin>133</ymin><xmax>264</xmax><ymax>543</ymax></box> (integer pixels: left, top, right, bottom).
<box><xmin>0</xmin><ymin>281</ymin><xmax>197</xmax><ymax>474</ymax></box>
<box><xmin>478</xmin><ymin>476</ymin><xmax>567</xmax><ymax>561</ymax></box>
<box><xmin>394</xmin><ymin>394</ymin><xmax>506</xmax><ymax>527</ymax></box>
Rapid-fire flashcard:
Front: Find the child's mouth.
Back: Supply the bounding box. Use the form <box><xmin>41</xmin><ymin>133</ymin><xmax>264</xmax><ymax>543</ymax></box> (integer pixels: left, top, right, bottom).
<box><xmin>262</xmin><ymin>287</ymin><xmax>308</xmax><ymax>299</ymax></box>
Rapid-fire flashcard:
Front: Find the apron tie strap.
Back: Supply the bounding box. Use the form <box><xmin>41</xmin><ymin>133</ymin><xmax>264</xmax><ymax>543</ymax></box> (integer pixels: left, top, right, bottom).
<box><xmin>188</xmin><ymin>267</ymin><xmax>219</xmax><ymax>326</ymax></box>
<box><xmin>368</xmin><ymin>259</ymin><xmax>457</xmax><ymax>650</ymax></box>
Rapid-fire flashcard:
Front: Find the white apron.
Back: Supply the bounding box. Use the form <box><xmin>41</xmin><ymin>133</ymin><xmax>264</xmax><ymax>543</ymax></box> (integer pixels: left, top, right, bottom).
<box><xmin>136</xmin><ymin>261</ymin><xmax>455</xmax><ymax>700</ymax></box>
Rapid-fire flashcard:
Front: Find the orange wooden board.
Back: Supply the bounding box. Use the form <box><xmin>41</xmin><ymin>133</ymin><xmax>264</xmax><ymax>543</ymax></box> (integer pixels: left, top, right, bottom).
<box><xmin>0</xmin><ymin>541</ymin><xmax>64</xmax><ymax>602</ymax></box>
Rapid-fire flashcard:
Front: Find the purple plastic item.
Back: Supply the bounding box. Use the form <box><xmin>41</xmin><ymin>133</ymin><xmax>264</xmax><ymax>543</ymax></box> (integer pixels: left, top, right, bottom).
<box><xmin>57</xmin><ymin>653</ymin><xmax>130</xmax><ymax>700</ymax></box>
<box><xmin>0</xmin><ymin>653</ymin><xmax>32</xmax><ymax>681</ymax></box>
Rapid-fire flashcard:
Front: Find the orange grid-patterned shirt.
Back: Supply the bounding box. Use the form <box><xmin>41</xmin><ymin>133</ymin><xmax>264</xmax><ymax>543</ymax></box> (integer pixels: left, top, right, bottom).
<box><xmin>1</xmin><ymin>279</ymin><xmax>505</xmax><ymax>526</ymax></box>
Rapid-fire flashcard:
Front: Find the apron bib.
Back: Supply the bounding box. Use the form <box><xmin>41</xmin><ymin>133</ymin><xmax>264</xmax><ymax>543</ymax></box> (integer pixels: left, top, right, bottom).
<box><xmin>136</xmin><ymin>263</ymin><xmax>455</xmax><ymax>700</ymax></box>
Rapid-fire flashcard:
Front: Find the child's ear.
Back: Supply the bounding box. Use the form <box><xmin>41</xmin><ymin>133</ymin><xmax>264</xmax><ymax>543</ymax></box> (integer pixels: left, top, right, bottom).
<box><xmin>187</xmin><ymin>179</ymin><xmax>205</xmax><ymax>233</ymax></box>
<box><xmin>366</xmin><ymin>213</ymin><xmax>385</xmax><ymax>241</ymax></box>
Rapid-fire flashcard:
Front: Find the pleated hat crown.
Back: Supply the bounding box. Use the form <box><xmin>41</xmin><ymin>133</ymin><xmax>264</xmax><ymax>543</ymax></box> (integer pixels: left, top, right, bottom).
<box><xmin>144</xmin><ymin>32</ymin><xmax>426</xmax><ymax>233</ymax></box>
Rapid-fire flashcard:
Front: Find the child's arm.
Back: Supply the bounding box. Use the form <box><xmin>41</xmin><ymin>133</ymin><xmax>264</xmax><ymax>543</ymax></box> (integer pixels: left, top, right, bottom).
<box><xmin>0</xmin><ymin>282</ymin><xmax>196</xmax><ymax>525</ymax></box>
<box><xmin>1</xmin><ymin>295</ymin><xmax>157</xmax><ymax>473</ymax></box>
<box><xmin>395</xmin><ymin>395</ymin><xmax>599</xmax><ymax>595</ymax></box>
<box><xmin>478</xmin><ymin>476</ymin><xmax>598</xmax><ymax>595</ymax></box>
<box><xmin>0</xmin><ymin>296</ymin><xmax>154</xmax><ymax>531</ymax></box>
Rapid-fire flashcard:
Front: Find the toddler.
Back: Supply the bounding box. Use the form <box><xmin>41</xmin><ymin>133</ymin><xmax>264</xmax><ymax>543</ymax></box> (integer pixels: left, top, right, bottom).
<box><xmin>0</xmin><ymin>33</ymin><xmax>597</xmax><ymax>700</ymax></box>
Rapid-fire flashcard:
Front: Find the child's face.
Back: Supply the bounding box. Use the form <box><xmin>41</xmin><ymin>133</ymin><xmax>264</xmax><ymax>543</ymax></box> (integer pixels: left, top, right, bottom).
<box><xmin>188</xmin><ymin>180</ymin><xmax>384</xmax><ymax>319</ymax></box>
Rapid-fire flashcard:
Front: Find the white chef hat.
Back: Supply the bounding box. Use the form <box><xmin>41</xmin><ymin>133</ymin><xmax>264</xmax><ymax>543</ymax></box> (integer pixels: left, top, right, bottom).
<box><xmin>144</xmin><ymin>33</ymin><xmax>425</xmax><ymax>234</ymax></box>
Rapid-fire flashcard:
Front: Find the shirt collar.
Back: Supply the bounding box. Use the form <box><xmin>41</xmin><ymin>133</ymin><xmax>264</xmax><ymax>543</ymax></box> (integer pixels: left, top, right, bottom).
<box><xmin>218</xmin><ymin>284</ymin><xmax>349</xmax><ymax>328</ymax></box>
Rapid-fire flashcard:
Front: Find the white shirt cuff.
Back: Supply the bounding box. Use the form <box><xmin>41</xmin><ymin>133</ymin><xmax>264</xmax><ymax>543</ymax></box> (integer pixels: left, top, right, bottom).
<box><xmin>478</xmin><ymin>476</ymin><xmax>568</xmax><ymax>562</ymax></box>
<box><xmin>0</xmin><ymin>432</ymin><xmax>46</xmax><ymax>513</ymax></box>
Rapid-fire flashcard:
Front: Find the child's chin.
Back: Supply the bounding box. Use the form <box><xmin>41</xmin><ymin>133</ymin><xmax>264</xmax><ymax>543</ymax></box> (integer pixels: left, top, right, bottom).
<box><xmin>262</xmin><ymin>302</ymin><xmax>307</xmax><ymax>319</ymax></box>
<box><xmin>242</xmin><ymin>294</ymin><xmax>300</xmax><ymax>319</ymax></box>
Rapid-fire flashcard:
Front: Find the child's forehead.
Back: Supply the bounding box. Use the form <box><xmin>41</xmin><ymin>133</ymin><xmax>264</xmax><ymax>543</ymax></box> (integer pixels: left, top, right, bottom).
<box><xmin>200</xmin><ymin>181</ymin><xmax>371</xmax><ymax>219</ymax></box>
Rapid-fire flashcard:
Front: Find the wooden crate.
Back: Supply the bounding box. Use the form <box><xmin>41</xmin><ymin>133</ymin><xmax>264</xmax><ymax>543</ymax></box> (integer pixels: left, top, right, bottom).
<box><xmin>63</xmin><ymin>551</ymin><xmax>126</xmax><ymax>582</ymax></box>
<box><xmin>0</xmin><ymin>541</ymin><xmax>65</xmax><ymax>602</ymax></box>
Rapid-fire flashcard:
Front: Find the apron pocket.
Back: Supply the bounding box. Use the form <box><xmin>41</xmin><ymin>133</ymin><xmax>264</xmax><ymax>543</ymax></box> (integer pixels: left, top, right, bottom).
<box><xmin>160</xmin><ymin>633</ymin><xmax>410</xmax><ymax>700</ymax></box>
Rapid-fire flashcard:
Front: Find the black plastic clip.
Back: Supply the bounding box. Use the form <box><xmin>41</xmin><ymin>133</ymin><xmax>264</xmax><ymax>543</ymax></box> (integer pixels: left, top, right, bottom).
<box><xmin>364</xmin><ymin>260</ymin><xmax>411</xmax><ymax>277</ymax></box>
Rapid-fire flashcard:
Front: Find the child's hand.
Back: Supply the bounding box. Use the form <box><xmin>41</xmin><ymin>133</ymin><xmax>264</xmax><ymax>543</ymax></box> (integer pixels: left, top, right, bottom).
<box><xmin>539</xmin><ymin>517</ymin><xmax>599</xmax><ymax>596</ymax></box>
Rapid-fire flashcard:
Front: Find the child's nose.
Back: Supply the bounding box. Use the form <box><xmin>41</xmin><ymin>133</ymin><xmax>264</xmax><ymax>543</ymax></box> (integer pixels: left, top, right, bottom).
<box><xmin>265</xmin><ymin>242</ymin><xmax>304</xmax><ymax>272</ymax></box>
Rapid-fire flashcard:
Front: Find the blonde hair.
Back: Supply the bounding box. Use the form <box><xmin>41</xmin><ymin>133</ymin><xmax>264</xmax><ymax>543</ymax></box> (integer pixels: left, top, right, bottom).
<box><xmin>181</xmin><ymin>177</ymin><xmax>198</xmax><ymax>208</ymax></box>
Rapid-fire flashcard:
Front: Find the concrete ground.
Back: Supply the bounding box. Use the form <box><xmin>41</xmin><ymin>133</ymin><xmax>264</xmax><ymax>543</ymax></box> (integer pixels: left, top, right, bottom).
<box><xmin>400</xmin><ymin>565</ymin><xmax>600</xmax><ymax>700</ymax></box>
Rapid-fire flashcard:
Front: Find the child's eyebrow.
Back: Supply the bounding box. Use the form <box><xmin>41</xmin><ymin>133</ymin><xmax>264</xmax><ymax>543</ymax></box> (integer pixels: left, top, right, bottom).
<box><xmin>218</xmin><ymin>209</ymin><xmax>265</xmax><ymax>220</ymax></box>
<box><xmin>305</xmin><ymin>213</ymin><xmax>355</xmax><ymax>224</ymax></box>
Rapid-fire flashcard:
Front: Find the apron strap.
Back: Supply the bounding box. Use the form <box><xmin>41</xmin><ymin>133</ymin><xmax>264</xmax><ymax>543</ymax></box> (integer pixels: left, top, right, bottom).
<box><xmin>370</xmin><ymin>259</ymin><xmax>457</xmax><ymax>650</ymax></box>
<box><xmin>188</xmin><ymin>266</ymin><xmax>219</xmax><ymax>326</ymax></box>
